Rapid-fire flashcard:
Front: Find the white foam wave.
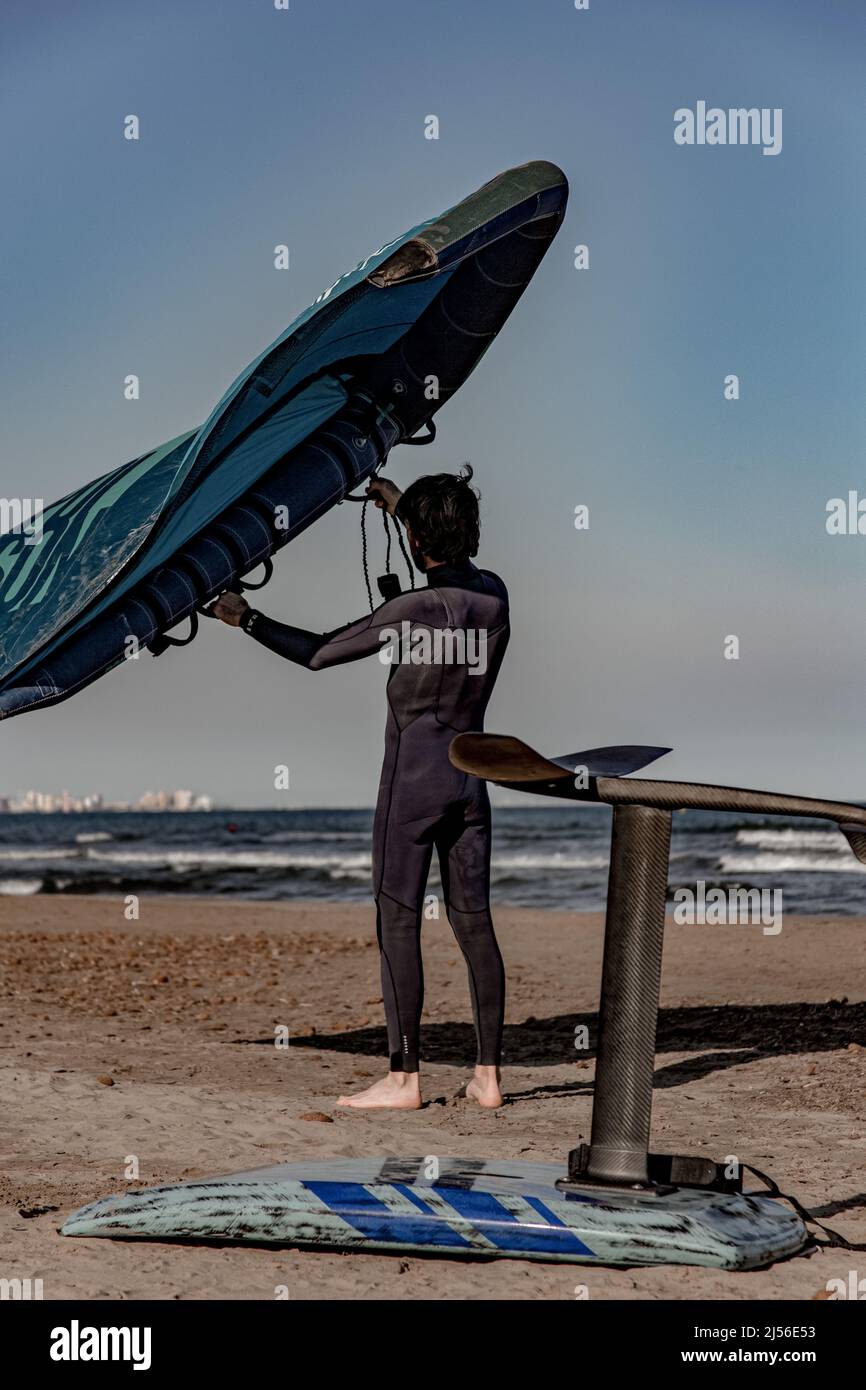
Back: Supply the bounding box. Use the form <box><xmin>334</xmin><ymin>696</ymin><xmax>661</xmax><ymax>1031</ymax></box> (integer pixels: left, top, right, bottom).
<box><xmin>86</xmin><ymin>848</ymin><xmax>372</xmax><ymax>871</ymax></box>
<box><xmin>0</xmin><ymin>878</ymin><xmax>43</xmax><ymax>894</ymax></box>
<box><xmin>735</xmin><ymin>829</ymin><xmax>846</xmax><ymax>851</ymax></box>
<box><xmin>0</xmin><ymin>848</ymin><xmax>77</xmax><ymax>862</ymax></box>
<box><xmin>720</xmin><ymin>853</ymin><xmax>866</xmax><ymax>874</ymax></box>
<box><xmin>491</xmin><ymin>853</ymin><xmax>610</xmax><ymax>871</ymax></box>
<box><xmin>73</xmin><ymin>846</ymin><xmax>610</xmax><ymax>875</ymax></box>
<box><xmin>262</xmin><ymin>830</ymin><xmax>368</xmax><ymax>843</ymax></box>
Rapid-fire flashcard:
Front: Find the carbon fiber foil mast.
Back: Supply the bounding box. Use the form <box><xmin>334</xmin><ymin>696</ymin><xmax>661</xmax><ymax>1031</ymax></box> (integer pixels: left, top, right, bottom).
<box><xmin>586</xmin><ymin>804</ymin><xmax>671</xmax><ymax>1185</ymax></box>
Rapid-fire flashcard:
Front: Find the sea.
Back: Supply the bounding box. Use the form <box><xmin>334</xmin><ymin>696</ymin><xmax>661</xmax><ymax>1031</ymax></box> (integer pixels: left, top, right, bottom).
<box><xmin>0</xmin><ymin>805</ymin><xmax>864</xmax><ymax>914</ymax></box>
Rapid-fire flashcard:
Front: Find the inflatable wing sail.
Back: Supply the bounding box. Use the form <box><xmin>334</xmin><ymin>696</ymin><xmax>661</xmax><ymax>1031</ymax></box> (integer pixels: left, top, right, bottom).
<box><xmin>0</xmin><ymin>161</ymin><xmax>567</xmax><ymax>720</ymax></box>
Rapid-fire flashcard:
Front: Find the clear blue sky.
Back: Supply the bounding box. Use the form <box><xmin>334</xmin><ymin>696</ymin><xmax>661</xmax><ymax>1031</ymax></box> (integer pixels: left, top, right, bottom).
<box><xmin>2</xmin><ymin>0</ymin><xmax>865</xmax><ymax>805</ymax></box>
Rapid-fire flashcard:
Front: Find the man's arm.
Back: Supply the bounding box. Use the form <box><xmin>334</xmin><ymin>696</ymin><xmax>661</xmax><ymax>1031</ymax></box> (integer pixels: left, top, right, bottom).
<box><xmin>244</xmin><ymin>602</ymin><xmax>398</xmax><ymax>670</ymax></box>
<box><xmin>237</xmin><ymin>602</ymin><xmax>330</xmax><ymax>668</ymax></box>
<box><xmin>208</xmin><ymin>588</ymin><xmax>438</xmax><ymax>671</ymax></box>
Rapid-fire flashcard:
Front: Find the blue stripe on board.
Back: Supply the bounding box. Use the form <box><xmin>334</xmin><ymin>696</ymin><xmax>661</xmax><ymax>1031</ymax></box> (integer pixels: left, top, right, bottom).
<box><xmin>523</xmin><ymin>1196</ymin><xmax>596</xmax><ymax>1254</ymax></box>
<box><xmin>303</xmin><ymin>1182</ymin><xmax>474</xmax><ymax>1250</ymax></box>
<box><xmin>424</xmin><ymin>1185</ymin><xmax>596</xmax><ymax>1256</ymax></box>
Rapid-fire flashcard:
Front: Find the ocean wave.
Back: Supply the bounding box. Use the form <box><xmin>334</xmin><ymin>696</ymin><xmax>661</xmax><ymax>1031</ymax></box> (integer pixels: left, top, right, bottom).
<box><xmin>0</xmin><ymin>847</ymin><xmax>78</xmax><ymax>861</ymax></box>
<box><xmin>261</xmin><ymin>830</ymin><xmax>369</xmax><ymax>843</ymax></box>
<box><xmin>74</xmin><ymin>831</ymin><xmax>114</xmax><ymax>844</ymax></box>
<box><xmin>490</xmin><ymin>853</ymin><xmax>610</xmax><ymax>871</ymax></box>
<box><xmin>719</xmin><ymin>852</ymin><xmax>866</xmax><ymax>874</ymax></box>
<box><xmin>86</xmin><ymin>848</ymin><xmax>373</xmax><ymax>870</ymax></box>
<box><xmin>0</xmin><ymin>878</ymin><xmax>43</xmax><ymax>894</ymax></box>
<box><xmin>735</xmin><ymin>828</ymin><xmax>846</xmax><ymax>850</ymax></box>
<box><xmin>60</xmin><ymin>846</ymin><xmax>615</xmax><ymax>874</ymax></box>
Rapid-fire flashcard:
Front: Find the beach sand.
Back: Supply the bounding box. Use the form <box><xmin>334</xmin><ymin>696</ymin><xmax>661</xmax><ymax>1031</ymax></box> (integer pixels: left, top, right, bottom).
<box><xmin>1</xmin><ymin>895</ymin><xmax>863</xmax><ymax>1301</ymax></box>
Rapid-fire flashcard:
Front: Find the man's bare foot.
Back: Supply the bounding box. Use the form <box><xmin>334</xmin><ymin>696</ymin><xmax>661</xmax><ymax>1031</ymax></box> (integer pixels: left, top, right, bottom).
<box><xmin>464</xmin><ymin>1065</ymin><xmax>503</xmax><ymax>1109</ymax></box>
<box><xmin>336</xmin><ymin>1071</ymin><xmax>422</xmax><ymax>1109</ymax></box>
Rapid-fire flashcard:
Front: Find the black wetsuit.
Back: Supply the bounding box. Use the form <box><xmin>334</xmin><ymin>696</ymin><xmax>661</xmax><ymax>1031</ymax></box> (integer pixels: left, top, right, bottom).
<box><xmin>242</xmin><ymin>560</ymin><xmax>509</xmax><ymax>1072</ymax></box>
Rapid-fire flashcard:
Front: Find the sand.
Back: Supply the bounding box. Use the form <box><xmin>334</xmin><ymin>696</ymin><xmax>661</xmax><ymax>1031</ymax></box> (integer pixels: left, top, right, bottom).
<box><xmin>1</xmin><ymin>895</ymin><xmax>863</xmax><ymax>1301</ymax></box>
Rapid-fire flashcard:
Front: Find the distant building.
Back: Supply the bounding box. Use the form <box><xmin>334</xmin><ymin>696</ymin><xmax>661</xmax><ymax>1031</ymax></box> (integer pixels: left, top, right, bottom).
<box><xmin>0</xmin><ymin>787</ymin><xmax>213</xmax><ymax>813</ymax></box>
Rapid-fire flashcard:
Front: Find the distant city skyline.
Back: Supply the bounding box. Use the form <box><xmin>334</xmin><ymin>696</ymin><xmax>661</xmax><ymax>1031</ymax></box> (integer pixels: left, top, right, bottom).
<box><xmin>0</xmin><ymin>788</ymin><xmax>214</xmax><ymax>814</ymax></box>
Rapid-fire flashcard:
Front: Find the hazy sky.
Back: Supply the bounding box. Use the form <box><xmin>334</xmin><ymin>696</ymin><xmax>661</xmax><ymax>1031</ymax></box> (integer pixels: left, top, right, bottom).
<box><xmin>2</xmin><ymin>0</ymin><xmax>865</xmax><ymax>806</ymax></box>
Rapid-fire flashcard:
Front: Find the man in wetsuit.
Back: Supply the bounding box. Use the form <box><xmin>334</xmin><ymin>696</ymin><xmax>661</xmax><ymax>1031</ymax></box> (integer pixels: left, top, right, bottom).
<box><xmin>211</xmin><ymin>467</ymin><xmax>509</xmax><ymax>1110</ymax></box>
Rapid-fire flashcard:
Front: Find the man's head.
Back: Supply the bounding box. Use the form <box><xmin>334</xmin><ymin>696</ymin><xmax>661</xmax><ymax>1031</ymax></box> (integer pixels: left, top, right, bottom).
<box><xmin>398</xmin><ymin>465</ymin><xmax>480</xmax><ymax>571</ymax></box>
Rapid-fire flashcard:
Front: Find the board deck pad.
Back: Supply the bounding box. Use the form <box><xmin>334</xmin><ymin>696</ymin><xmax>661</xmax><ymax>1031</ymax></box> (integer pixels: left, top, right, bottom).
<box><xmin>61</xmin><ymin>1157</ymin><xmax>807</xmax><ymax>1269</ymax></box>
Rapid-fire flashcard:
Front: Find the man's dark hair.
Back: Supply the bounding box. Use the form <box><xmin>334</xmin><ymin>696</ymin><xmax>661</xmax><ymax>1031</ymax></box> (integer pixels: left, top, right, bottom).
<box><xmin>397</xmin><ymin>465</ymin><xmax>480</xmax><ymax>565</ymax></box>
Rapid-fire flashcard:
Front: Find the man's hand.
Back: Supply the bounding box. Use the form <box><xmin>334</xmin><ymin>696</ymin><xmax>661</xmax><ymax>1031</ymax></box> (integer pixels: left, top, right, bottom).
<box><xmin>208</xmin><ymin>591</ymin><xmax>249</xmax><ymax>627</ymax></box>
<box><xmin>365</xmin><ymin>478</ymin><xmax>402</xmax><ymax>516</ymax></box>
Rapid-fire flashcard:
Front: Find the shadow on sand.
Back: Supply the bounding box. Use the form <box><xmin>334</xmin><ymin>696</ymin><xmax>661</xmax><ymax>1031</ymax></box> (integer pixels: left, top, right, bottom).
<box><xmin>230</xmin><ymin>998</ymin><xmax>864</xmax><ymax>1092</ymax></box>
